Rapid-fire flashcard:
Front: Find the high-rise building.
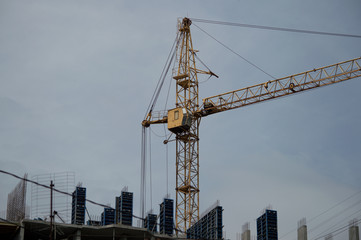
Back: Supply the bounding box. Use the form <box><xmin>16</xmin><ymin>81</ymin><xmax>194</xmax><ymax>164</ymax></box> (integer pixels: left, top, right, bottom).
<box><xmin>115</xmin><ymin>190</ymin><xmax>133</xmax><ymax>226</ymax></box>
<box><xmin>71</xmin><ymin>187</ymin><xmax>86</xmax><ymax>225</ymax></box>
<box><xmin>101</xmin><ymin>207</ymin><xmax>115</xmax><ymax>226</ymax></box>
<box><xmin>242</xmin><ymin>222</ymin><xmax>251</xmax><ymax>240</ymax></box>
<box><xmin>257</xmin><ymin>209</ymin><xmax>278</xmax><ymax>240</ymax></box>
<box><xmin>187</xmin><ymin>203</ymin><xmax>223</xmax><ymax>240</ymax></box>
<box><xmin>159</xmin><ymin>198</ymin><xmax>174</xmax><ymax>235</ymax></box>
<box><xmin>144</xmin><ymin>213</ymin><xmax>157</xmax><ymax>232</ymax></box>
<box><xmin>297</xmin><ymin>218</ymin><xmax>307</xmax><ymax>240</ymax></box>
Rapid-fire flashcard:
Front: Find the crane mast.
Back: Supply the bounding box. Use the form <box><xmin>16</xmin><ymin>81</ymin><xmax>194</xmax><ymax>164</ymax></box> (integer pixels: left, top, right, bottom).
<box><xmin>141</xmin><ymin>17</ymin><xmax>361</xmax><ymax>234</ymax></box>
<box><xmin>173</xmin><ymin>17</ymin><xmax>200</xmax><ymax>232</ymax></box>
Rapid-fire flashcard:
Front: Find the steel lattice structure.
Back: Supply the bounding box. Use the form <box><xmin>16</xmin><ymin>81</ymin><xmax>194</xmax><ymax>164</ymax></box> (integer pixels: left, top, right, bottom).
<box><xmin>142</xmin><ymin>17</ymin><xmax>361</xmax><ymax>233</ymax></box>
<box><xmin>7</xmin><ymin>173</ymin><xmax>28</xmax><ymax>222</ymax></box>
<box><xmin>173</xmin><ymin>18</ymin><xmax>201</xmax><ymax>231</ymax></box>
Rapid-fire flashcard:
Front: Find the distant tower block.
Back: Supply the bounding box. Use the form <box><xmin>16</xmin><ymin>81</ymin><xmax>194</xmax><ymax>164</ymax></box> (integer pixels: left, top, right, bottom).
<box><xmin>160</xmin><ymin>198</ymin><xmax>174</xmax><ymax>235</ymax></box>
<box><xmin>349</xmin><ymin>219</ymin><xmax>360</xmax><ymax>240</ymax></box>
<box><xmin>71</xmin><ymin>186</ymin><xmax>86</xmax><ymax>225</ymax></box>
<box><xmin>115</xmin><ymin>188</ymin><xmax>133</xmax><ymax>226</ymax></box>
<box><xmin>187</xmin><ymin>201</ymin><xmax>223</xmax><ymax>240</ymax></box>
<box><xmin>257</xmin><ymin>209</ymin><xmax>278</xmax><ymax>240</ymax></box>
<box><xmin>101</xmin><ymin>207</ymin><xmax>115</xmax><ymax>225</ymax></box>
<box><xmin>298</xmin><ymin>218</ymin><xmax>307</xmax><ymax>240</ymax></box>
<box><xmin>144</xmin><ymin>213</ymin><xmax>157</xmax><ymax>232</ymax></box>
<box><xmin>241</xmin><ymin>222</ymin><xmax>251</xmax><ymax>240</ymax></box>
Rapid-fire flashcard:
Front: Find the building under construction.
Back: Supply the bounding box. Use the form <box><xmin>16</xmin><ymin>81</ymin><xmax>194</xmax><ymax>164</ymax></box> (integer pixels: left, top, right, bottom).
<box><xmin>71</xmin><ymin>186</ymin><xmax>86</xmax><ymax>225</ymax></box>
<box><xmin>257</xmin><ymin>209</ymin><xmax>278</xmax><ymax>240</ymax></box>
<box><xmin>101</xmin><ymin>207</ymin><xmax>115</xmax><ymax>226</ymax></box>
<box><xmin>186</xmin><ymin>203</ymin><xmax>223</xmax><ymax>240</ymax></box>
<box><xmin>2</xmin><ymin>14</ymin><xmax>361</xmax><ymax>240</ymax></box>
<box><xmin>6</xmin><ymin>174</ymin><xmax>28</xmax><ymax>222</ymax></box>
<box><xmin>144</xmin><ymin>213</ymin><xmax>157</xmax><ymax>233</ymax></box>
<box><xmin>115</xmin><ymin>189</ymin><xmax>133</xmax><ymax>226</ymax></box>
<box><xmin>160</xmin><ymin>198</ymin><xmax>174</xmax><ymax>235</ymax></box>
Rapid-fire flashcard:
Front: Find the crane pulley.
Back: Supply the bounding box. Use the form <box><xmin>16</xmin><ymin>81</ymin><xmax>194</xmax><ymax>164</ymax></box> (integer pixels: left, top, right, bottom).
<box><xmin>141</xmin><ymin>17</ymin><xmax>361</xmax><ymax>233</ymax></box>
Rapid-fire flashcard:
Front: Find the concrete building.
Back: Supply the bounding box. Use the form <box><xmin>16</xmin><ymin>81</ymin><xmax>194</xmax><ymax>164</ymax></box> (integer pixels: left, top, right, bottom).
<box><xmin>297</xmin><ymin>218</ymin><xmax>307</xmax><ymax>240</ymax></box>
<box><xmin>144</xmin><ymin>213</ymin><xmax>157</xmax><ymax>233</ymax></box>
<box><xmin>349</xmin><ymin>220</ymin><xmax>359</xmax><ymax>240</ymax></box>
<box><xmin>257</xmin><ymin>209</ymin><xmax>278</xmax><ymax>240</ymax></box>
<box><xmin>115</xmin><ymin>190</ymin><xmax>133</xmax><ymax>226</ymax></box>
<box><xmin>242</xmin><ymin>222</ymin><xmax>251</xmax><ymax>240</ymax></box>
<box><xmin>0</xmin><ymin>219</ymin><xmax>177</xmax><ymax>240</ymax></box>
<box><xmin>101</xmin><ymin>208</ymin><xmax>115</xmax><ymax>226</ymax></box>
<box><xmin>71</xmin><ymin>187</ymin><xmax>86</xmax><ymax>225</ymax></box>
<box><xmin>159</xmin><ymin>198</ymin><xmax>174</xmax><ymax>235</ymax></box>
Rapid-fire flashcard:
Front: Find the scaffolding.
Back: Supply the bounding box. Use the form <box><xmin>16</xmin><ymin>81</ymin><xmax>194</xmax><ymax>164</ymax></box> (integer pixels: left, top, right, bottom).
<box><xmin>6</xmin><ymin>173</ymin><xmax>28</xmax><ymax>222</ymax></box>
<box><xmin>159</xmin><ymin>198</ymin><xmax>174</xmax><ymax>235</ymax></box>
<box><xmin>257</xmin><ymin>209</ymin><xmax>278</xmax><ymax>240</ymax></box>
<box><xmin>71</xmin><ymin>187</ymin><xmax>86</xmax><ymax>225</ymax></box>
<box><xmin>115</xmin><ymin>189</ymin><xmax>133</xmax><ymax>226</ymax></box>
<box><xmin>31</xmin><ymin>172</ymin><xmax>75</xmax><ymax>223</ymax></box>
<box><xmin>186</xmin><ymin>202</ymin><xmax>223</xmax><ymax>240</ymax></box>
<box><xmin>101</xmin><ymin>208</ymin><xmax>115</xmax><ymax>226</ymax></box>
<box><xmin>144</xmin><ymin>213</ymin><xmax>157</xmax><ymax>232</ymax></box>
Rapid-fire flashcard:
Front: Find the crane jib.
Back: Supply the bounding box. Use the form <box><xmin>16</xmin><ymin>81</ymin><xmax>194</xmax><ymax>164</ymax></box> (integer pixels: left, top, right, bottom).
<box><xmin>200</xmin><ymin>57</ymin><xmax>361</xmax><ymax>116</ymax></box>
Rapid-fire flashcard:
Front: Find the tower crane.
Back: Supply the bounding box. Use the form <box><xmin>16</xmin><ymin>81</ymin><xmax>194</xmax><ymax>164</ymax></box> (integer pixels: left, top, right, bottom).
<box><xmin>141</xmin><ymin>17</ymin><xmax>361</xmax><ymax>232</ymax></box>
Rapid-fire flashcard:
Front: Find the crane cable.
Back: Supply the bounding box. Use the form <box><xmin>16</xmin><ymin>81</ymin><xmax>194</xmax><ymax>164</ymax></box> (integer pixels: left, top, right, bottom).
<box><xmin>140</xmin><ymin>126</ymin><xmax>147</xmax><ymax>222</ymax></box>
<box><xmin>149</xmin><ymin>128</ymin><xmax>153</xmax><ymax>211</ymax></box>
<box><xmin>144</xmin><ymin>31</ymin><xmax>181</xmax><ymax>120</ymax></box>
<box><xmin>141</xmin><ymin>32</ymin><xmax>181</xmax><ymax>221</ymax></box>
<box><xmin>190</xmin><ymin>18</ymin><xmax>361</xmax><ymax>39</ymax></box>
<box><xmin>193</xmin><ymin>23</ymin><xmax>277</xmax><ymax>80</ymax></box>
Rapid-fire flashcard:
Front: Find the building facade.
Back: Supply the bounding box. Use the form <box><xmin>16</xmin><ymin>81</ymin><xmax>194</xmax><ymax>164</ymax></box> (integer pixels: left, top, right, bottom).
<box><xmin>71</xmin><ymin>187</ymin><xmax>86</xmax><ymax>225</ymax></box>
<box><xmin>257</xmin><ymin>209</ymin><xmax>278</xmax><ymax>240</ymax></box>
<box><xmin>115</xmin><ymin>191</ymin><xmax>133</xmax><ymax>226</ymax></box>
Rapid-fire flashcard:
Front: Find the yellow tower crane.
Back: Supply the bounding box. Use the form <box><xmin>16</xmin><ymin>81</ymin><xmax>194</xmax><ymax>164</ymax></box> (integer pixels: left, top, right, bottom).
<box><xmin>142</xmin><ymin>17</ymin><xmax>361</xmax><ymax>232</ymax></box>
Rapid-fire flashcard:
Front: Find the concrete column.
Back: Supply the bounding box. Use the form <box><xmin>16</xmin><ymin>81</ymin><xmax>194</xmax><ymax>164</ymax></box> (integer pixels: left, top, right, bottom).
<box><xmin>241</xmin><ymin>222</ymin><xmax>250</xmax><ymax>240</ymax></box>
<box><xmin>14</xmin><ymin>222</ymin><xmax>25</xmax><ymax>240</ymax></box>
<box><xmin>75</xmin><ymin>229</ymin><xmax>81</xmax><ymax>240</ymax></box>
<box><xmin>349</xmin><ymin>225</ymin><xmax>359</xmax><ymax>240</ymax></box>
<box><xmin>298</xmin><ymin>225</ymin><xmax>307</xmax><ymax>240</ymax></box>
<box><xmin>241</xmin><ymin>230</ymin><xmax>251</xmax><ymax>240</ymax></box>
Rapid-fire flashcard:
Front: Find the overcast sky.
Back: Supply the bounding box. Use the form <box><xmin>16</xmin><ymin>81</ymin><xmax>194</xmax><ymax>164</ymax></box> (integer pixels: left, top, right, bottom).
<box><xmin>1</xmin><ymin>1</ymin><xmax>361</xmax><ymax>239</ymax></box>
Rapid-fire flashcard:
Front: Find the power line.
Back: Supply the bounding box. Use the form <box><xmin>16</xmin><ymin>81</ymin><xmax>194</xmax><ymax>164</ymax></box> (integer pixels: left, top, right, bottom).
<box><xmin>312</xmin><ymin>218</ymin><xmax>361</xmax><ymax>240</ymax></box>
<box><xmin>313</xmin><ymin>208</ymin><xmax>361</xmax><ymax>239</ymax></box>
<box><xmin>191</xmin><ymin>18</ymin><xmax>361</xmax><ymax>39</ymax></box>
<box><xmin>309</xmin><ymin>189</ymin><xmax>361</xmax><ymax>223</ymax></box>
<box><xmin>1</xmin><ymin>169</ymin><xmax>218</xmax><ymax>238</ymax></box>
<box><xmin>279</xmin><ymin>189</ymin><xmax>361</xmax><ymax>239</ymax></box>
<box><xmin>0</xmin><ymin>169</ymin><xmax>144</xmax><ymax>222</ymax></box>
